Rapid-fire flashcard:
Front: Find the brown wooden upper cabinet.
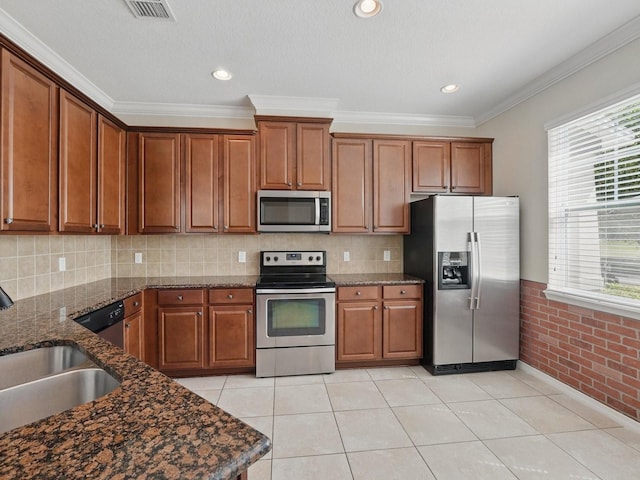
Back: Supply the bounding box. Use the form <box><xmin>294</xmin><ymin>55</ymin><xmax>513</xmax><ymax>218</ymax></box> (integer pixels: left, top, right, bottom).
<box><xmin>413</xmin><ymin>140</ymin><xmax>492</xmax><ymax>195</ymax></box>
<box><xmin>332</xmin><ymin>138</ymin><xmax>410</xmax><ymax>234</ymax></box>
<box><xmin>257</xmin><ymin>118</ymin><xmax>331</xmax><ymax>190</ymax></box>
<box><xmin>0</xmin><ymin>49</ymin><xmax>58</xmax><ymax>232</ymax></box>
<box><xmin>58</xmin><ymin>92</ymin><xmax>126</xmax><ymax>234</ymax></box>
<box><xmin>136</xmin><ymin>132</ymin><xmax>256</xmax><ymax>234</ymax></box>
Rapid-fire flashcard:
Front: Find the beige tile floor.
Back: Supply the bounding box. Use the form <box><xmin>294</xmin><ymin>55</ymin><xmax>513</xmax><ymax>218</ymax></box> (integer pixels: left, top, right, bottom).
<box><xmin>176</xmin><ymin>366</ymin><xmax>640</xmax><ymax>480</ymax></box>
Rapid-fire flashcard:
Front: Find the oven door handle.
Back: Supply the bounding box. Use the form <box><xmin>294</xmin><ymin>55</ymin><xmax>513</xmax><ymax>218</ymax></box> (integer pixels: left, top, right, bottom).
<box><xmin>256</xmin><ymin>287</ymin><xmax>336</xmax><ymax>295</ymax></box>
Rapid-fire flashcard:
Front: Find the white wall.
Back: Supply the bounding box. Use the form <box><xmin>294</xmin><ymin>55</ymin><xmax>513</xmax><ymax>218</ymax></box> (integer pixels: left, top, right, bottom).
<box><xmin>476</xmin><ymin>38</ymin><xmax>640</xmax><ymax>282</ymax></box>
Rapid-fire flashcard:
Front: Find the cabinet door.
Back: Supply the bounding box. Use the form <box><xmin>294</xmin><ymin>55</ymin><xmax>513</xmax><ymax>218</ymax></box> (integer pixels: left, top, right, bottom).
<box><xmin>332</xmin><ymin>138</ymin><xmax>371</xmax><ymax>233</ymax></box>
<box><xmin>337</xmin><ymin>301</ymin><xmax>382</xmax><ymax>361</ymax></box>
<box><xmin>223</xmin><ymin>135</ymin><xmax>256</xmax><ymax>233</ymax></box>
<box><xmin>138</xmin><ymin>133</ymin><xmax>181</xmax><ymax>233</ymax></box>
<box><xmin>412</xmin><ymin>141</ymin><xmax>450</xmax><ymax>193</ymax></box>
<box><xmin>1</xmin><ymin>50</ymin><xmax>58</xmax><ymax>232</ymax></box>
<box><xmin>258</xmin><ymin>121</ymin><xmax>294</xmax><ymax>189</ymax></box>
<box><xmin>450</xmin><ymin>142</ymin><xmax>486</xmax><ymax>194</ymax></box>
<box><xmin>373</xmin><ymin>140</ymin><xmax>411</xmax><ymax>233</ymax></box>
<box><xmin>124</xmin><ymin>311</ymin><xmax>144</xmax><ymax>360</ymax></box>
<box><xmin>296</xmin><ymin>123</ymin><xmax>330</xmax><ymax>190</ymax></box>
<box><xmin>184</xmin><ymin>134</ymin><xmax>220</xmax><ymax>233</ymax></box>
<box><xmin>208</xmin><ymin>305</ymin><xmax>255</xmax><ymax>368</ymax></box>
<box><xmin>382</xmin><ymin>300</ymin><xmax>422</xmax><ymax>359</ymax></box>
<box><xmin>97</xmin><ymin>115</ymin><xmax>125</xmax><ymax>234</ymax></box>
<box><xmin>158</xmin><ymin>306</ymin><xmax>205</xmax><ymax>371</ymax></box>
<box><xmin>59</xmin><ymin>91</ymin><xmax>97</xmax><ymax>233</ymax></box>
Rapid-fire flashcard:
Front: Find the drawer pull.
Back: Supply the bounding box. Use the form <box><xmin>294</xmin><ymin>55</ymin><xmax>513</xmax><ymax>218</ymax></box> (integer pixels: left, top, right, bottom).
<box><xmin>177</xmin><ymin>295</ymin><xmax>183</xmax><ymax>301</ymax></box>
<box><xmin>227</xmin><ymin>294</ymin><xmax>233</xmax><ymax>299</ymax></box>
<box><xmin>400</xmin><ymin>290</ymin><xmax>406</xmax><ymax>295</ymax></box>
<box><xmin>133</xmin><ymin>301</ymin><xmax>140</xmax><ymax>307</ymax></box>
<box><xmin>356</xmin><ymin>291</ymin><xmax>361</xmax><ymax>296</ymax></box>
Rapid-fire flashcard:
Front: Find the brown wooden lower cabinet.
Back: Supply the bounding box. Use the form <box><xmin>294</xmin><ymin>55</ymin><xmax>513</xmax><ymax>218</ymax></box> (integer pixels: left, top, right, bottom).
<box><xmin>158</xmin><ymin>306</ymin><xmax>206</xmax><ymax>371</ymax></box>
<box><xmin>208</xmin><ymin>304</ymin><xmax>255</xmax><ymax>368</ymax></box>
<box><xmin>336</xmin><ymin>284</ymin><xmax>423</xmax><ymax>366</ymax></box>
<box><xmin>123</xmin><ymin>292</ymin><xmax>144</xmax><ymax>360</ymax></box>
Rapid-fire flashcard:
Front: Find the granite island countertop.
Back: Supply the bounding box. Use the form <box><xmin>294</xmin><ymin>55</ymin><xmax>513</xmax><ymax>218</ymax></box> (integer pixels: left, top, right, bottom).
<box><xmin>0</xmin><ymin>276</ymin><xmax>268</xmax><ymax>480</ymax></box>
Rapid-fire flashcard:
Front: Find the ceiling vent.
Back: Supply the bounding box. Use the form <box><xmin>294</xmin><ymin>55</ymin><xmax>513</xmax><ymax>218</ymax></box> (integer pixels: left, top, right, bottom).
<box><xmin>124</xmin><ymin>0</ymin><xmax>176</xmax><ymax>20</ymax></box>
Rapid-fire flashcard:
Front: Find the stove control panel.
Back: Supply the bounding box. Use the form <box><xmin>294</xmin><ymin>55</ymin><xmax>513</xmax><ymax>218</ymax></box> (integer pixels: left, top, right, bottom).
<box><xmin>261</xmin><ymin>251</ymin><xmax>325</xmax><ymax>267</ymax></box>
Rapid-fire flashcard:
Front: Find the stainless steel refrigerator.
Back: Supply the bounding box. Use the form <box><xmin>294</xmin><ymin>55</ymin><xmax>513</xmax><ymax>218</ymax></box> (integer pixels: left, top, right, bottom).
<box><xmin>404</xmin><ymin>196</ymin><xmax>520</xmax><ymax>374</ymax></box>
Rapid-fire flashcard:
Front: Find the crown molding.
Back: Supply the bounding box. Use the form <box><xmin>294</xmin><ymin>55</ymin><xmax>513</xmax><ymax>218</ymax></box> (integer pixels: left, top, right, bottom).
<box><xmin>334</xmin><ymin>110</ymin><xmax>476</xmax><ymax>128</ymax></box>
<box><xmin>475</xmin><ymin>14</ymin><xmax>640</xmax><ymax>126</ymax></box>
<box><xmin>111</xmin><ymin>101</ymin><xmax>254</xmax><ymax>119</ymax></box>
<box><xmin>0</xmin><ymin>7</ymin><xmax>114</xmax><ymax>110</ymax></box>
<box><xmin>248</xmin><ymin>94</ymin><xmax>340</xmax><ymax>118</ymax></box>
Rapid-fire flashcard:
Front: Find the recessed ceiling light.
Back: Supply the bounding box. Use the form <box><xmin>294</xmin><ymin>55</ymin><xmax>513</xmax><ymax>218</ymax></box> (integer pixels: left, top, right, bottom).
<box><xmin>440</xmin><ymin>84</ymin><xmax>460</xmax><ymax>94</ymax></box>
<box><xmin>354</xmin><ymin>0</ymin><xmax>383</xmax><ymax>18</ymax></box>
<box><xmin>212</xmin><ymin>69</ymin><xmax>232</xmax><ymax>81</ymax></box>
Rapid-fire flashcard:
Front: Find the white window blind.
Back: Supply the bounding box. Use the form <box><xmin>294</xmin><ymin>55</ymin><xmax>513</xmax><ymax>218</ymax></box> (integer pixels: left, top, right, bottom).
<box><xmin>548</xmin><ymin>93</ymin><xmax>640</xmax><ymax>307</ymax></box>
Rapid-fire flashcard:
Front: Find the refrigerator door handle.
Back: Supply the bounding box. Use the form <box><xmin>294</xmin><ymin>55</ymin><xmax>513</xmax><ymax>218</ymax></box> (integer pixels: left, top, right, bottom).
<box><xmin>475</xmin><ymin>232</ymin><xmax>482</xmax><ymax>309</ymax></box>
<box><xmin>469</xmin><ymin>231</ymin><xmax>478</xmax><ymax>310</ymax></box>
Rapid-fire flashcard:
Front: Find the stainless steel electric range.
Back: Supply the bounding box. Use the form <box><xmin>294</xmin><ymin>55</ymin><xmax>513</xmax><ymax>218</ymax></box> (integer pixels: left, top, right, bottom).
<box><xmin>255</xmin><ymin>251</ymin><xmax>336</xmax><ymax>377</ymax></box>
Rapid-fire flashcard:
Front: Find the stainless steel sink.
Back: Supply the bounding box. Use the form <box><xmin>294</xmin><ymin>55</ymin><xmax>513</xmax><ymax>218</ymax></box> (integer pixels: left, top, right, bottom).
<box><xmin>0</xmin><ymin>346</ymin><xmax>121</xmax><ymax>434</ymax></box>
<box><xmin>0</xmin><ymin>346</ymin><xmax>92</xmax><ymax>390</ymax></box>
<box><xmin>0</xmin><ymin>368</ymin><xmax>120</xmax><ymax>434</ymax></box>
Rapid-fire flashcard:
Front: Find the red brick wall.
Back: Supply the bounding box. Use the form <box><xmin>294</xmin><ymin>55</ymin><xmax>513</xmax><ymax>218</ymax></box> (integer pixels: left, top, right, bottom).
<box><xmin>521</xmin><ymin>279</ymin><xmax>640</xmax><ymax>420</ymax></box>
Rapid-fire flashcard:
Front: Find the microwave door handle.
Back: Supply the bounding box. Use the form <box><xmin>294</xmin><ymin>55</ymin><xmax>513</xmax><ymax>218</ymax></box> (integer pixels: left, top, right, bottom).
<box><xmin>315</xmin><ymin>197</ymin><xmax>320</xmax><ymax>225</ymax></box>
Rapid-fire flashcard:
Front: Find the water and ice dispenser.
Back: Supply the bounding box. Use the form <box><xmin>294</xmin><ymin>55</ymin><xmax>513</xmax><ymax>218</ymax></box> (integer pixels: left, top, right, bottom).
<box><xmin>437</xmin><ymin>252</ymin><xmax>470</xmax><ymax>290</ymax></box>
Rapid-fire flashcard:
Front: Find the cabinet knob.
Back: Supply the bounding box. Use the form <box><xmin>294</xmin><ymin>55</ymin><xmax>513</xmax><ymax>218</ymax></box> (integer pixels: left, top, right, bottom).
<box><xmin>248</xmin><ymin>309</ymin><xmax>253</xmax><ymax>314</ymax></box>
<box><xmin>213</xmin><ymin>225</ymin><xmax>218</xmax><ymax>231</ymax></box>
<box><xmin>177</xmin><ymin>295</ymin><xmax>183</xmax><ymax>301</ymax></box>
<box><xmin>93</xmin><ymin>224</ymin><xmax>98</xmax><ymax>229</ymax></box>
<box><xmin>355</xmin><ymin>291</ymin><xmax>361</xmax><ymax>296</ymax></box>
<box><xmin>133</xmin><ymin>301</ymin><xmax>140</xmax><ymax>307</ymax></box>
<box><xmin>373</xmin><ymin>305</ymin><xmax>378</xmax><ymax>310</ymax></box>
<box><xmin>227</xmin><ymin>294</ymin><xmax>233</xmax><ymax>299</ymax></box>
<box><xmin>287</xmin><ymin>182</ymin><xmax>292</xmax><ymax>187</ymax></box>
<box><xmin>5</xmin><ymin>218</ymin><xmax>13</xmax><ymax>224</ymax></box>
<box><xmin>384</xmin><ymin>305</ymin><xmax>389</xmax><ymax>310</ymax></box>
<box><xmin>100</xmin><ymin>224</ymin><xmax>105</xmax><ymax>228</ymax></box>
<box><xmin>442</xmin><ymin>186</ymin><xmax>448</xmax><ymax>190</ymax></box>
<box><xmin>197</xmin><ymin>311</ymin><xmax>202</xmax><ymax>316</ymax></box>
<box><xmin>125</xmin><ymin>323</ymin><xmax>130</xmax><ymax>328</ymax></box>
<box><xmin>400</xmin><ymin>290</ymin><xmax>406</xmax><ymax>295</ymax></box>
<box><xmin>451</xmin><ymin>186</ymin><xmax>456</xmax><ymax>190</ymax></box>
<box><xmin>224</xmin><ymin>225</ymin><xmax>229</xmax><ymax>231</ymax></box>
<box><xmin>297</xmin><ymin>182</ymin><xmax>302</xmax><ymax>187</ymax></box>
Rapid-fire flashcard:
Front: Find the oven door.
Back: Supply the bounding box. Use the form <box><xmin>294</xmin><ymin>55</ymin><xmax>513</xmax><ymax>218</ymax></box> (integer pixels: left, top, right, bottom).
<box><xmin>256</xmin><ymin>288</ymin><xmax>335</xmax><ymax>348</ymax></box>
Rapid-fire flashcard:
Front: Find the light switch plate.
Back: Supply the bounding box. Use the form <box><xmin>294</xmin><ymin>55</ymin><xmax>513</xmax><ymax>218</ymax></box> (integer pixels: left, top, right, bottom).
<box><xmin>384</xmin><ymin>250</ymin><xmax>391</xmax><ymax>261</ymax></box>
<box><xmin>238</xmin><ymin>251</ymin><xmax>246</xmax><ymax>263</ymax></box>
<box><xmin>343</xmin><ymin>251</ymin><xmax>350</xmax><ymax>262</ymax></box>
<box><xmin>58</xmin><ymin>257</ymin><xmax>66</xmax><ymax>272</ymax></box>
<box><xmin>134</xmin><ymin>252</ymin><xmax>143</xmax><ymax>264</ymax></box>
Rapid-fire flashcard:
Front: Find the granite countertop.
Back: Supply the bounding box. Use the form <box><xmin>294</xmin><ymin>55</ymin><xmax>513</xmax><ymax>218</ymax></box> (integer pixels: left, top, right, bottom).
<box><xmin>330</xmin><ymin>273</ymin><xmax>424</xmax><ymax>286</ymax></box>
<box><xmin>0</xmin><ymin>276</ymin><xmax>267</xmax><ymax>480</ymax></box>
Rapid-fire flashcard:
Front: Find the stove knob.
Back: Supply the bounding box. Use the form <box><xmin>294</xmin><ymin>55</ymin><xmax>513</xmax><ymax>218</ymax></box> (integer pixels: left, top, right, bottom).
<box><xmin>266</xmin><ymin>256</ymin><xmax>271</xmax><ymax>262</ymax></box>
<box><xmin>316</xmin><ymin>256</ymin><xmax>321</xmax><ymax>262</ymax></box>
<box><xmin>308</xmin><ymin>256</ymin><xmax>313</xmax><ymax>262</ymax></box>
<box><xmin>274</xmin><ymin>256</ymin><xmax>279</xmax><ymax>262</ymax></box>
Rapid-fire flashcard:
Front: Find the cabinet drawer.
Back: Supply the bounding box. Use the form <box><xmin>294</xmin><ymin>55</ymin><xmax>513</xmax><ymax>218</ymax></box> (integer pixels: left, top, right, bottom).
<box><xmin>338</xmin><ymin>286</ymin><xmax>380</xmax><ymax>301</ymax></box>
<box><xmin>383</xmin><ymin>284</ymin><xmax>422</xmax><ymax>300</ymax></box>
<box><xmin>157</xmin><ymin>289</ymin><xmax>204</xmax><ymax>305</ymax></box>
<box><xmin>124</xmin><ymin>292</ymin><xmax>143</xmax><ymax>315</ymax></box>
<box><xmin>209</xmin><ymin>288</ymin><xmax>253</xmax><ymax>305</ymax></box>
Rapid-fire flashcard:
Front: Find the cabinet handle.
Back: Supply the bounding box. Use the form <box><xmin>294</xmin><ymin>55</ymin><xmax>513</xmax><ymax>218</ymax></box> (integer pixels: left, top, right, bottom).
<box><xmin>5</xmin><ymin>218</ymin><xmax>13</xmax><ymax>224</ymax></box>
<box><xmin>133</xmin><ymin>301</ymin><xmax>140</xmax><ymax>307</ymax></box>
<box><xmin>177</xmin><ymin>295</ymin><xmax>183</xmax><ymax>301</ymax></box>
<box><xmin>227</xmin><ymin>294</ymin><xmax>233</xmax><ymax>299</ymax></box>
<box><xmin>355</xmin><ymin>291</ymin><xmax>361</xmax><ymax>296</ymax></box>
<box><xmin>400</xmin><ymin>290</ymin><xmax>406</xmax><ymax>295</ymax></box>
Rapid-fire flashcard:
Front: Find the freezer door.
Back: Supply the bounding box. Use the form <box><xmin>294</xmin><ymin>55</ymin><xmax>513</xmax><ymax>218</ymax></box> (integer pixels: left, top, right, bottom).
<box><xmin>432</xmin><ymin>196</ymin><xmax>474</xmax><ymax>365</ymax></box>
<box><xmin>472</xmin><ymin>197</ymin><xmax>520</xmax><ymax>362</ymax></box>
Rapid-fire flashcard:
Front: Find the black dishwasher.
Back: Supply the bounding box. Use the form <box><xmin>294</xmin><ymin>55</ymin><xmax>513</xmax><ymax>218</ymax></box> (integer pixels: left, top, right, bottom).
<box><xmin>74</xmin><ymin>301</ymin><xmax>125</xmax><ymax>349</ymax></box>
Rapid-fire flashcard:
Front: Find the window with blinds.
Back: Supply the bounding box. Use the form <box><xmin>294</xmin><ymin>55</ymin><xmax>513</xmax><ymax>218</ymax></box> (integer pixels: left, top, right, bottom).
<box><xmin>548</xmin><ymin>93</ymin><xmax>640</xmax><ymax>307</ymax></box>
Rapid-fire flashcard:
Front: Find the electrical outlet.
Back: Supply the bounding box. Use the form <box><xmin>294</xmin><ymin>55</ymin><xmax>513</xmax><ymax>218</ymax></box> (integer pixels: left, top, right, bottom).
<box><xmin>238</xmin><ymin>251</ymin><xmax>246</xmax><ymax>263</ymax></box>
<box><xmin>59</xmin><ymin>306</ymin><xmax>66</xmax><ymax>322</ymax></box>
<box><xmin>134</xmin><ymin>252</ymin><xmax>143</xmax><ymax>264</ymax></box>
<box><xmin>58</xmin><ymin>257</ymin><xmax>66</xmax><ymax>272</ymax></box>
<box><xmin>384</xmin><ymin>250</ymin><xmax>391</xmax><ymax>261</ymax></box>
<box><xmin>343</xmin><ymin>251</ymin><xmax>350</xmax><ymax>262</ymax></box>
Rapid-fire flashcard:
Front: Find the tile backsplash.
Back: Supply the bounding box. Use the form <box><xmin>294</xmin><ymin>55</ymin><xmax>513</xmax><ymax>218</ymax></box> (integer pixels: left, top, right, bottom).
<box><xmin>1</xmin><ymin>234</ymin><xmax>403</xmax><ymax>301</ymax></box>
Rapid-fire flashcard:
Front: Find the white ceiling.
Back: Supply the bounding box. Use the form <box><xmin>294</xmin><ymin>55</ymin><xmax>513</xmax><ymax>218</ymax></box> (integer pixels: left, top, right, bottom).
<box><xmin>1</xmin><ymin>0</ymin><xmax>640</xmax><ymax>127</ymax></box>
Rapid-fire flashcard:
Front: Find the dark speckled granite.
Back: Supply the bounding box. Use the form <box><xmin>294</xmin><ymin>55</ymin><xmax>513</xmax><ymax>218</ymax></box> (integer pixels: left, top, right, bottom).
<box><xmin>0</xmin><ymin>276</ymin><xmax>267</xmax><ymax>480</ymax></box>
<box><xmin>330</xmin><ymin>273</ymin><xmax>424</xmax><ymax>286</ymax></box>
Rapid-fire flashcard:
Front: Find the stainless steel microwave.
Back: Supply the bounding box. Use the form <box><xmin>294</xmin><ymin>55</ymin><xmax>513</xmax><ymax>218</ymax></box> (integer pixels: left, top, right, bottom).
<box><xmin>257</xmin><ymin>190</ymin><xmax>331</xmax><ymax>232</ymax></box>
